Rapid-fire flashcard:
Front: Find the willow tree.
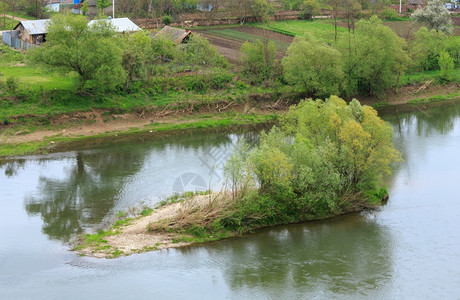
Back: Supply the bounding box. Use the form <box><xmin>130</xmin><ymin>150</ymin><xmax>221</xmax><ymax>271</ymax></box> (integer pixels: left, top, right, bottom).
<box><xmin>29</xmin><ymin>14</ymin><xmax>126</xmax><ymax>92</ymax></box>
<box><xmin>337</xmin><ymin>16</ymin><xmax>409</xmax><ymax>96</ymax></box>
<box><xmin>224</xmin><ymin>96</ymin><xmax>401</xmax><ymax>222</ymax></box>
<box><xmin>282</xmin><ymin>35</ymin><xmax>343</xmax><ymax>98</ymax></box>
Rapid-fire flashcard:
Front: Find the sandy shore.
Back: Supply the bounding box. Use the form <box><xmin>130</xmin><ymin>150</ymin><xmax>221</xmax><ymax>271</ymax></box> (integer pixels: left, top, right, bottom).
<box><xmin>76</xmin><ymin>194</ymin><xmax>222</xmax><ymax>258</ymax></box>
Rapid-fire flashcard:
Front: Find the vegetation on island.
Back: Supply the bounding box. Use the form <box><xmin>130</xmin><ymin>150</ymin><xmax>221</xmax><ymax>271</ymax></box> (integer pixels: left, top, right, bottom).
<box><xmin>148</xmin><ymin>96</ymin><xmax>400</xmax><ymax>238</ymax></box>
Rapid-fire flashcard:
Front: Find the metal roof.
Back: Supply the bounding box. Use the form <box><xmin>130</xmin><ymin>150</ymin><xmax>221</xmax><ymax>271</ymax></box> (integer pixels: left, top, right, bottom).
<box><xmin>88</xmin><ymin>18</ymin><xmax>141</xmax><ymax>33</ymax></box>
<box><xmin>14</xmin><ymin>19</ymin><xmax>50</xmax><ymax>35</ymax></box>
<box><xmin>154</xmin><ymin>26</ymin><xmax>192</xmax><ymax>45</ymax></box>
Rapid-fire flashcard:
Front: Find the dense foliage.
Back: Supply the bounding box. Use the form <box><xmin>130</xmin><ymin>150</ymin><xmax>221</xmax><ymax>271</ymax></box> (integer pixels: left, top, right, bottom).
<box><xmin>282</xmin><ymin>34</ymin><xmax>343</xmax><ymax>98</ymax></box>
<box><xmin>337</xmin><ymin>16</ymin><xmax>409</xmax><ymax>96</ymax></box>
<box><xmin>29</xmin><ymin>15</ymin><xmax>126</xmax><ymax>92</ymax></box>
<box><xmin>240</xmin><ymin>39</ymin><xmax>277</xmax><ymax>85</ymax></box>
<box><xmin>220</xmin><ymin>96</ymin><xmax>400</xmax><ymax>230</ymax></box>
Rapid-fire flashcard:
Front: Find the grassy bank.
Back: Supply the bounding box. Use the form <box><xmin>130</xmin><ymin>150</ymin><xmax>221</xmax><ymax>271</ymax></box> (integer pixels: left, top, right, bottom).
<box><xmin>0</xmin><ymin>112</ymin><xmax>278</xmax><ymax>157</ymax></box>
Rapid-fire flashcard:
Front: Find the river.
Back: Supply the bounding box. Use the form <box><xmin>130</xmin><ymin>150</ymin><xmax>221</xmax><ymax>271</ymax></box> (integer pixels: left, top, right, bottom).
<box><xmin>1</xmin><ymin>102</ymin><xmax>460</xmax><ymax>299</ymax></box>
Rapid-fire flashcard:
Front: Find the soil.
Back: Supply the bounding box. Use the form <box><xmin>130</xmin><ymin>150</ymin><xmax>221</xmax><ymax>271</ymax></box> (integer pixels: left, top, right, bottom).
<box><xmin>196</xmin><ymin>26</ymin><xmax>294</xmax><ymax>63</ymax></box>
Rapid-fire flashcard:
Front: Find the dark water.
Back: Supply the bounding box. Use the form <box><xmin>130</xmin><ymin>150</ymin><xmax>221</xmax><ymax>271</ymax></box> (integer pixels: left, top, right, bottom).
<box><xmin>1</xmin><ymin>103</ymin><xmax>460</xmax><ymax>299</ymax></box>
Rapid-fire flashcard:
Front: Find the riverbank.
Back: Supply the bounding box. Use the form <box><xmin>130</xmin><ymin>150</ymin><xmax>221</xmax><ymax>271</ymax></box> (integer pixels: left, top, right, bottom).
<box><xmin>1</xmin><ymin>83</ymin><xmax>458</xmax><ymax>158</ymax></box>
<box><xmin>0</xmin><ymin>102</ymin><xmax>281</xmax><ymax>157</ymax></box>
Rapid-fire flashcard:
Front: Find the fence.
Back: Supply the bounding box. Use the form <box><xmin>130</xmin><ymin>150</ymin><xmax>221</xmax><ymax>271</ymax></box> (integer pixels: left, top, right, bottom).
<box><xmin>2</xmin><ymin>31</ymin><xmax>37</xmax><ymax>51</ymax></box>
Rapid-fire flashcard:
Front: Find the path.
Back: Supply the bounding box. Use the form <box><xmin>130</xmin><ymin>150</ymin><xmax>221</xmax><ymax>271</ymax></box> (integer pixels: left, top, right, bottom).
<box><xmin>0</xmin><ymin>15</ymin><xmax>29</xmax><ymax>37</ymax></box>
<box><xmin>4</xmin><ymin>15</ymin><xmax>30</xmax><ymax>22</ymax></box>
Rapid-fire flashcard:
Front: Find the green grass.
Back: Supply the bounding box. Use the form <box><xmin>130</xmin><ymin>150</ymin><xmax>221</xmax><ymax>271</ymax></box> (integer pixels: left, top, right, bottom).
<box><xmin>6</xmin><ymin>11</ymin><xmax>35</xmax><ymax>20</ymax></box>
<box><xmin>253</xmin><ymin>19</ymin><xmax>347</xmax><ymax>43</ymax></box>
<box><xmin>0</xmin><ymin>44</ymin><xmax>75</xmax><ymax>91</ymax></box>
<box><xmin>0</xmin><ymin>16</ymin><xmax>19</xmax><ymax>31</ymax></box>
<box><xmin>407</xmin><ymin>93</ymin><xmax>460</xmax><ymax>104</ymax></box>
<box><xmin>400</xmin><ymin>69</ymin><xmax>460</xmax><ymax>85</ymax></box>
<box><xmin>0</xmin><ymin>66</ymin><xmax>76</xmax><ymax>91</ymax></box>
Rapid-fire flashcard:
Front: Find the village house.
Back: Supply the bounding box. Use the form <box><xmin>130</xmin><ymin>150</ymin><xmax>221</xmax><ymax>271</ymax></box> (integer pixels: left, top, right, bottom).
<box><xmin>2</xmin><ymin>17</ymin><xmax>140</xmax><ymax>50</ymax></box>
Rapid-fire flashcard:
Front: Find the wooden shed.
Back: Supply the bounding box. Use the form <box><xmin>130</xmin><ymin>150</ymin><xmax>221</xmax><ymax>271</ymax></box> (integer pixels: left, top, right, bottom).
<box><xmin>13</xmin><ymin>19</ymin><xmax>49</xmax><ymax>45</ymax></box>
<box><xmin>154</xmin><ymin>26</ymin><xmax>192</xmax><ymax>45</ymax></box>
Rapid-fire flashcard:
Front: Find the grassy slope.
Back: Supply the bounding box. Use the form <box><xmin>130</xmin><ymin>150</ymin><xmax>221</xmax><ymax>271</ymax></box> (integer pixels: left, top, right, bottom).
<box><xmin>0</xmin><ymin>16</ymin><xmax>20</xmax><ymax>31</ymax></box>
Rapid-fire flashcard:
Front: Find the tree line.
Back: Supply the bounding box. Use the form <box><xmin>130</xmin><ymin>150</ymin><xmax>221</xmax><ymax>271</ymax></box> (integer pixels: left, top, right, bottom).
<box><xmin>242</xmin><ymin>14</ymin><xmax>458</xmax><ymax>98</ymax></box>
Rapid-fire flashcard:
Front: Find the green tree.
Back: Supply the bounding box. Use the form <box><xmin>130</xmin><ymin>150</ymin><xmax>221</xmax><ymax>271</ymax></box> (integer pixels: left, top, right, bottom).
<box><xmin>0</xmin><ymin>1</ymin><xmax>8</xmax><ymax>28</ymax></box>
<box><xmin>342</xmin><ymin>0</ymin><xmax>361</xmax><ymax>32</ymax></box>
<box><xmin>299</xmin><ymin>0</ymin><xmax>320</xmax><ymax>20</ymax></box>
<box><xmin>410</xmin><ymin>27</ymin><xmax>460</xmax><ymax>71</ymax></box>
<box><xmin>438</xmin><ymin>51</ymin><xmax>455</xmax><ymax>82</ymax></box>
<box><xmin>337</xmin><ymin>16</ymin><xmax>409</xmax><ymax>96</ymax></box>
<box><xmin>29</xmin><ymin>14</ymin><xmax>126</xmax><ymax>92</ymax></box>
<box><xmin>94</xmin><ymin>0</ymin><xmax>111</xmax><ymax>13</ymax></box>
<box><xmin>183</xmin><ymin>34</ymin><xmax>228</xmax><ymax>68</ymax></box>
<box><xmin>228</xmin><ymin>0</ymin><xmax>252</xmax><ymax>25</ymax></box>
<box><xmin>282</xmin><ymin>96</ymin><xmax>401</xmax><ymax>193</ymax></box>
<box><xmin>81</xmin><ymin>0</ymin><xmax>88</xmax><ymax>15</ymax></box>
<box><xmin>282</xmin><ymin>35</ymin><xmax>343</xmax><ymax>98</ymax></box>
<box><xmin>225</xmin><ymin>96</ymin><xmax>401</xmax><ymax>222</ymax></box>
<box><xmin>121</xmin><ymin>30</ymin><xmax>151</xmax><ymax>90</ymax></box>
<box><xmin>412</xmin><ymin>0</ymin><xmax>452</xmax><ymax>34</ymax></box>
<box><xmin>240</xmin><ymin>39</ymin><xmax>277</xmax><ymax>85</ymax></box>
<box><xmin>251</xmin><ymin>0</ymin><xmax>271</xmax><ymax>23</ymax></box>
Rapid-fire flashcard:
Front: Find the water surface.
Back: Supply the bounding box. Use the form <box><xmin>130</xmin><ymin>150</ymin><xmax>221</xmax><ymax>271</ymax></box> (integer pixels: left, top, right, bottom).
<box><xmin>1</xmin><ymin>103</ymin><xmax>460</xmax><ymax>299</ymax></box>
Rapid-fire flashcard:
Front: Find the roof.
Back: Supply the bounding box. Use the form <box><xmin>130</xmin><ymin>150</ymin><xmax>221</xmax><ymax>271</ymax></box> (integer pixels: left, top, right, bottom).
<box><xmin>88</xmin><ymin>18</ymin><xmax>141</xmax><ymax>33</ymax></box>
<box><xmin>154</xmin><ymin>26</ymin><xmax>192</xmax><ymax>45</ymax></box>
<box><xmin>13</xmin><ymin>19</ymin><xmax>50</xmax><ymax>35</ymax></box>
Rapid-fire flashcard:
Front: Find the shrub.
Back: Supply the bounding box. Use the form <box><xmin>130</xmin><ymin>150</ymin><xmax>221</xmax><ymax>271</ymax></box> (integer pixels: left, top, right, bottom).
<box><xmin>162</xmin><ymin>15</ymin><xmax>172</xmax><ymax>26</ymax></box>
<box><xmin>6</xmin><ymin>77</ymin><xmax>18</xmax><ymax>94</ymax></box>
<box><xmin>438</xmin><ymin>51</ymin><xmax>455</xmax><ymax>82</ymax></box>
<box><xmin>240</xmin><ymin>39</ymin><xmax>277</xmax><ymax>85</ymax></box>
<box><xmin>380</xmin><ymin>8</ymin><xmax>398</xmax><ymax>20</ymax></box>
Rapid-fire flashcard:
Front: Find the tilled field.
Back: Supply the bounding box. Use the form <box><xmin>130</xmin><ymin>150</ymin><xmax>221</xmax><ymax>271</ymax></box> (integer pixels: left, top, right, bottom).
<box><xmin>195</xmin><ymin>26</ymin><xmax>293</xmax><ymax>64</ymax></box>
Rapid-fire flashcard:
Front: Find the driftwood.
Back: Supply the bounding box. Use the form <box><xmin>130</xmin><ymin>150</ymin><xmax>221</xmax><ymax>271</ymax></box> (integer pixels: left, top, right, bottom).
<box><xmin>413</xmin><ymin>80</ymin><xmax>433</xmax><ymax>94</ymax></box>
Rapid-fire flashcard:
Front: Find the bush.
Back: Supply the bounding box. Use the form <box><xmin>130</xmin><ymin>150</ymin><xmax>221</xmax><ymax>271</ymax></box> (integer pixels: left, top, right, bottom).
<box><xmin>438</xmin><ymin>51</ymin><xmax>455</xmax><ymax>82</ymax></box>
<box><xmin>6</xmin><ymin>77</ymin><xmax>18</xmax><ymax>94</ymax></box>
<box><xmin>162</xmin><ymin>15</ymin><xmax>172</xmax><ymax>26</ymax></box>
<box><xmin>380</xmin><ymin>8</ymin><xmax>398</xmax><ymax>20</ymax></box>
<box><xmin>240</xmin><ymin>39</ymin><xmax>277</xmax><ymax>85</ymax></box>
<box><xmin>283</xmin><ymin>35</ymin><xmax>343</xmax><ymax>98</ymax></box>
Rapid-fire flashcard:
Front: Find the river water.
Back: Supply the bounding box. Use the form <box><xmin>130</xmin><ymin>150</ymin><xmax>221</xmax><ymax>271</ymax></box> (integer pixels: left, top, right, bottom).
<box><xmin>1</xmin><ymin>103</ymin><xmax>460</xmax><ymax>299</ymax></box>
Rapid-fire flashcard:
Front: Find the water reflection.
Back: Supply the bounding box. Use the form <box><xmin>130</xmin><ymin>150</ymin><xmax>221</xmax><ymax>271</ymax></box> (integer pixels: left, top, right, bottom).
<box><xmin>382</xmin><ymin>101</ymin><xmax>460</xmax><ymax>137</ymax></box>
<box><xmin>24</xmin><ymin>151</ymin><xmax>148</xmax><ymax>242</ymax></box>
<box><xmin>178</xmin><ymin>213</ymin><xmax>393</xmax><ymax>298</ymax></box>
<box><xmin>0</xmin><ymin>126</ymin><xmax>266</xmax><ymax>243</ymax></box>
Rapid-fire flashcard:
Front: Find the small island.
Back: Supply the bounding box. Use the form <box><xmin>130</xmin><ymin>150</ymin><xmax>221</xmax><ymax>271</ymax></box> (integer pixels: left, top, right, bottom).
<box><xmin>74</xmin><ymin>96</ymin><xmax>399</xmax><ymax>258</ymax></box>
